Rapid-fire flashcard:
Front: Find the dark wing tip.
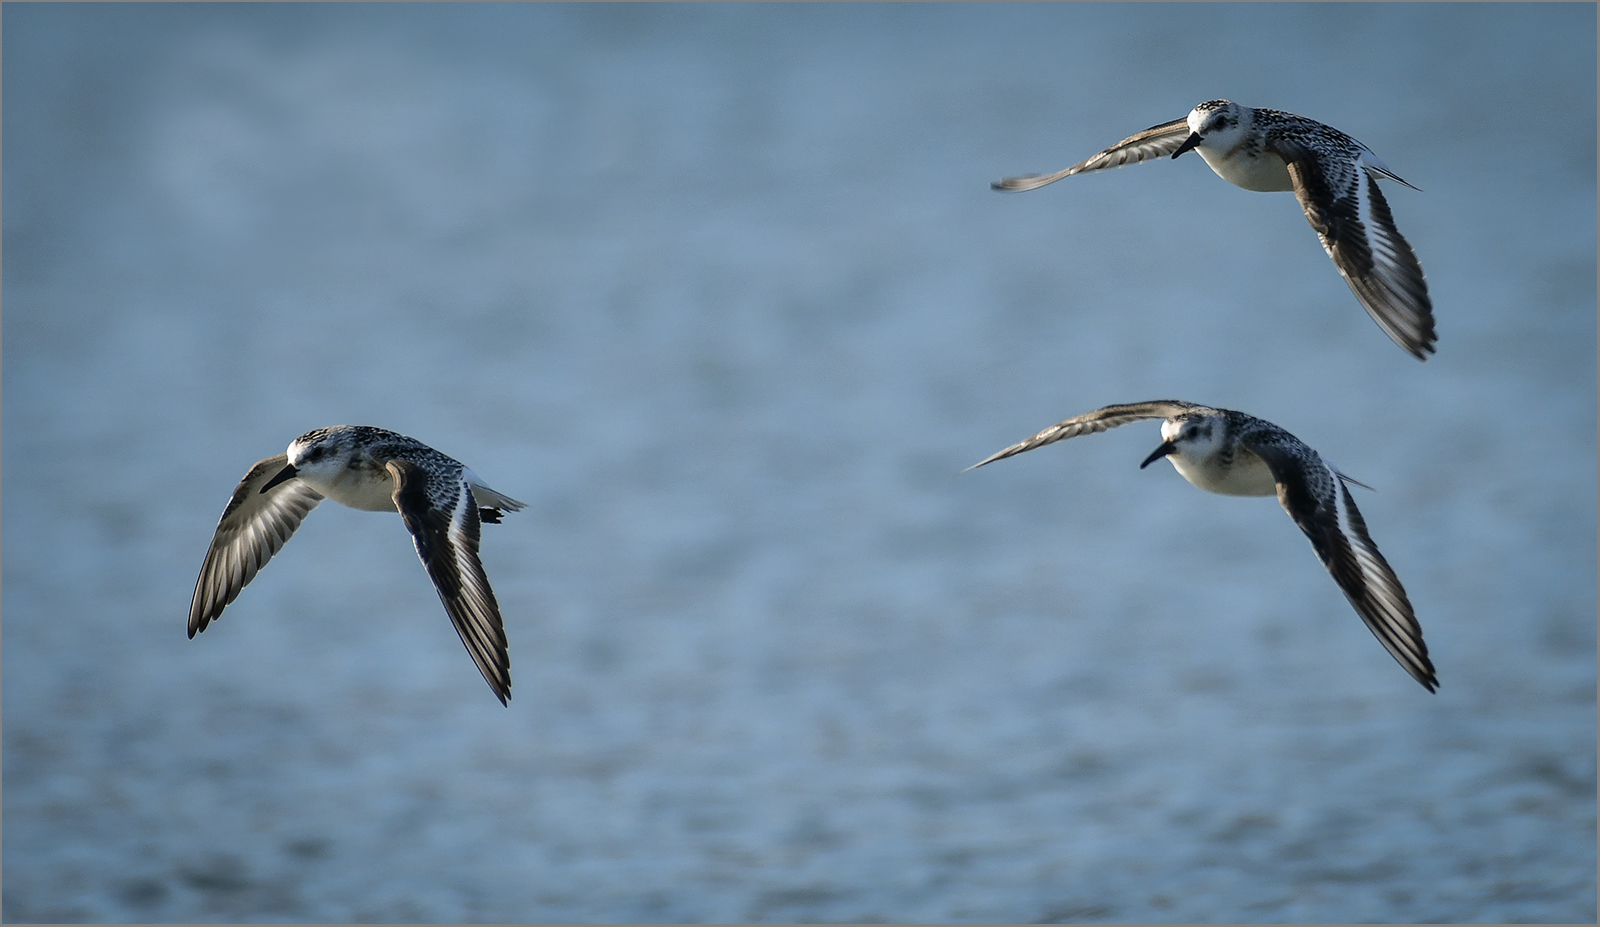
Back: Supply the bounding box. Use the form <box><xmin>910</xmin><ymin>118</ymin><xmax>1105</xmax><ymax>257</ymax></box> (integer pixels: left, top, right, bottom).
<box><xmin>1404</xmin><ymin>650</ymin><xmax>1440</xmax><ymax>692</ymax></box>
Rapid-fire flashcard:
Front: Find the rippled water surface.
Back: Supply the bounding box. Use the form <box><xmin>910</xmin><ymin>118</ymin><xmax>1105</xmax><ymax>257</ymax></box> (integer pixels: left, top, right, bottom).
<box><xmin>4</xmin><ymin>4</ymin><xmax>1595</xmax><ymax>922</ymax></box>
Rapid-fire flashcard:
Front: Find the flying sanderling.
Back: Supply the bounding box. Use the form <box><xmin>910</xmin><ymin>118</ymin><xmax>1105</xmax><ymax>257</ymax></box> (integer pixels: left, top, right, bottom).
<box><xmin>968</xmin><ymin>400</ymin><xmax>1437</xmax><ymax>691</ymax></box>
<box><xmin>994</xmin><ymin>100</ymin><xmax>1435</xmax><ymax>360</ymax></box>
<box><xmin>189</xmin><ymin>426</ymin><xmax>526</xmax><ymax>705</ymax></box>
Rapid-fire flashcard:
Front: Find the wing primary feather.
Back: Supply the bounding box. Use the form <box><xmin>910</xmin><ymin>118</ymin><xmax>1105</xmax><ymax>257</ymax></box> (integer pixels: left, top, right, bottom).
<box><xmin>389</xmin><ymin>461</ymin><xmax>513</xmax><ymax>705</ymax></box>
<box><xmin>1249</xmin><ymin>441</ymin><xmax>1437</xmax><ymax>692</ymax></box>
<box><xmin>966</xmin><ymin>400</ymin><xmax>1198</xmax><ymax>471</ymax></box>
<box><xmin>992</xmin><ymin>117</ymin><xmax>1190</xmax><ymax>192</ymax></box>
<box><xmin>1284</xmin><ymin>151</ymin><xmax>1435</xmax><ymax>360</ymax></box>
<box><xmin>188</xmin><ymin>454</ymin><xmax>323</xmax><ymax>637</ymax></box>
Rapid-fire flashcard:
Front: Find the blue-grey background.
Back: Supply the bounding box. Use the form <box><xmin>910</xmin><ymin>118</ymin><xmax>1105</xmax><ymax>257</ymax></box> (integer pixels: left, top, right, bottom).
<box><xmin>4</xmin><ymin>4</ymin><xmax>1594</xmax><ymax>923</ymax></box>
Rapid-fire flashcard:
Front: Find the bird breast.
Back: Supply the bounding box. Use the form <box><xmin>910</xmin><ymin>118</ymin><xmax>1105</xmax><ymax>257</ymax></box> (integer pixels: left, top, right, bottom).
<box><xmin>1196</xmin><ymin>146</ymin><xmax>1294</xmax><ymax>193</ymax></box>
<box><xmin>309</xmin><ymin>465</ymin><xmax>402</xmax><ymax>512</ymax></box>
<box><xmin>1165</xmin><ymin>449</ymin><xmax>1278</xmax><ymax>497</ymax></box>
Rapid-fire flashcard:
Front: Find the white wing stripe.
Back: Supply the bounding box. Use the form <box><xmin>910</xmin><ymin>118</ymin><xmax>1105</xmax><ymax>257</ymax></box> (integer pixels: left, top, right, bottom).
<box><xmin>1332</xmin><ymin>480</ymin><xmax>1432</xmax><ymax>676</ymax></box>
<box><xmin>388</xmin><ymin>463</ymin><xmax>512</xmax><ymax>704</ymax></box>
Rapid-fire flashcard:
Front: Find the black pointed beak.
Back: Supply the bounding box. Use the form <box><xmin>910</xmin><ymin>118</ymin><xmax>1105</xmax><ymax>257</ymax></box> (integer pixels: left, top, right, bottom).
<box><xmin>260</xmin><ymin>463</ymin><xmax>300</xmax><ymax>494</ymax></box>
<box><xmin>1171</xmin><ymin>132</ymin><xmax>1202</xmax><ymax>159</ymax></box>
<box><xmin>1140</xmin><ymin>440</ymin><xmax>1177</xmax><ymax>469</ymax></box>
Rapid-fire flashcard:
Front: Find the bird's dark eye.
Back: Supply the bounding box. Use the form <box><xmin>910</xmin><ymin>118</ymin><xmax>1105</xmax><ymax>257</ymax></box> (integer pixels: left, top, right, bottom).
<box><xmin>305</xmin><ymin>447</ymin><xmax>323</xmax><ymax>462</ymax></box>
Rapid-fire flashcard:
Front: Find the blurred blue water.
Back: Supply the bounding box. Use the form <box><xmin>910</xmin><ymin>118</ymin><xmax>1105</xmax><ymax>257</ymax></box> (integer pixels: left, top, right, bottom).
<box><xmin>4</xmin><ymin>4</ymin><xmax>1594</xmax><ymax>922</ymax></box>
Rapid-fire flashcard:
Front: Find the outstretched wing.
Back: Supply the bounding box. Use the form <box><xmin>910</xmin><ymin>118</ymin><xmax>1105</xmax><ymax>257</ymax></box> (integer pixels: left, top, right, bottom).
<box><xmin>966</xmin><ymin>400</ymin><xmax>1202</xmax><ymax>470</ymax></box>
<box><xmin>1246</xmin><ymin>440</ymin><xmax>1437</xmax><ymax>692</ymax></box>
<box><xmin>992</xmin><ymin>117</ymin><xmax>1190</xmax><ymax>192</ymax></box>
<box><xmin>189</xmin><ymin>454</ymin><xmax>325</xmax><ymax>637</ymax></box>
<box><xmin>388</xmin><ymin>460</ymin><xmax>512</xmax><ymax>705</ymax></box>
<box><xmin>1280</xmin><ymin>142</ymin><xmax>1436</xmax><ymax>360</ymax></box>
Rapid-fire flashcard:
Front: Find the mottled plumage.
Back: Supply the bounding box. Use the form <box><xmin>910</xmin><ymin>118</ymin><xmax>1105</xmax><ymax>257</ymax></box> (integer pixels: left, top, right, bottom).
<box><xmin>188</xmin><ymin>426</ymin><xmax>525</xmax><ymax>705</ymax></box>
<box><xmin>994</xmin><ymin>100</ymin><xmax>1435</xmax><ymax>359</ymax></box>
<box><xmin>969</xmin><ymin>400</ymin><xmax>1437</xmax><ymax>692</ymax></box>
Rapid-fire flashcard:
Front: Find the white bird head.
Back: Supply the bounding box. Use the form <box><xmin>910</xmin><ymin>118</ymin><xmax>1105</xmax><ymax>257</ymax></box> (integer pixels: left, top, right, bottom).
<box><xmin>261</xmin><ymin>426</ymin><xmax>361</xmax><ymax>494</ymax></box>
<box><xmin>1171</xmin><ymin>99</ymin><xmax>1248</xmax><ymax>159</ymax></box>
<box><xmin>1141</xmin><ymin>413</ymin><xmax>1224</xmax><ymax>469</ymax></box>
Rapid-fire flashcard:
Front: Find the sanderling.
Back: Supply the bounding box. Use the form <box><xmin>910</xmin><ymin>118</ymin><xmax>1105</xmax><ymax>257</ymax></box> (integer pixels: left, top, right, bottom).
<box><xmin>994</xmin><ymin>100</ymin><xmax>1436</xmax><ymax>360</ymax></box>
<box><xmin>188</xmin><ymin>426</ymin><xmax>526</xmax><ymax>705</ymax></box>
<box><xmin>968</xmin><ymin>400</ymin><xmax>1437</xmax><ymax>691</ymax></box>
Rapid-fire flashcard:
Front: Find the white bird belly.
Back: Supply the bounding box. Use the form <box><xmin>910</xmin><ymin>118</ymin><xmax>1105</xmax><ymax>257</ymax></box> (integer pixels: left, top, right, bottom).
<box><xmin>1197</xmin><ymin>147</ymin><xmax>1294</xmax><ymax>193</ymax></box>
<box><xmin>1166</xmin><ymin>451</ymin><xmax>1278</xmax><ymax>497</ymax></box>
<box><xmin>310</xmin><ymin>469</ymin><xmax>399</xmax><ymax>512</ymax></box>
